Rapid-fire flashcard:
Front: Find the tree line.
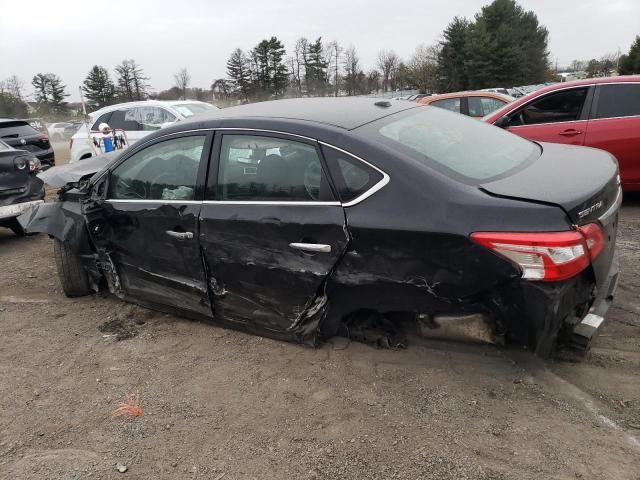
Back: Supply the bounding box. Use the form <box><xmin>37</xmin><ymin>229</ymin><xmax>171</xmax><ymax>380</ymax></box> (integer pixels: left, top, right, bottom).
<box><xmin>1</xmin><ymin>0</ymin><xmax>639</xmax><ymax>120</ymax></box>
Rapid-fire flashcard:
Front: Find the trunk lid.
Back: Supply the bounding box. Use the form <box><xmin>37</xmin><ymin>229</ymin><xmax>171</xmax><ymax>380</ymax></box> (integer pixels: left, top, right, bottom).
<box><xmin>0</xmin><ymin>121</ymin><xmax>50</xmax><ymax>155</ymax></box>
<box><xmin>480</xmin><ymin>142</ymin><xmax>620</xmax><ymax>286</ymax></box>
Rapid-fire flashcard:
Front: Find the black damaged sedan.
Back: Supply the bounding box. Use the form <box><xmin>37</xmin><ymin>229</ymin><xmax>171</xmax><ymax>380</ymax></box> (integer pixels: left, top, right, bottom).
<box><xmin>20</xmin><ymin>98</ymin><xmax>621</xmax><ymax>357</ymax></box>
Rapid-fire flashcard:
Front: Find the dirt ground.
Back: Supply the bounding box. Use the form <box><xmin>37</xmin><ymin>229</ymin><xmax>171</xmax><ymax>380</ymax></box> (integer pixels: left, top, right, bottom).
<box><xmin>0</xmin><ymin>142</ymin><xmax>639</xmax><ymax>479</ymax></box>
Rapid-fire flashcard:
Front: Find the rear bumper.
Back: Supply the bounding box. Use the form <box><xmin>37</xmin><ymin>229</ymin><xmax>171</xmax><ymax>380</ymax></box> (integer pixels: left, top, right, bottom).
<box><xmin>570</xmin><ymin>251</ymin><xmax>619</xmax><ymax>350</ymax></box>
<box><xmin>35</xmin><ymin>149</ymin><xmax>55</xmax><ymax>167</ymax></box>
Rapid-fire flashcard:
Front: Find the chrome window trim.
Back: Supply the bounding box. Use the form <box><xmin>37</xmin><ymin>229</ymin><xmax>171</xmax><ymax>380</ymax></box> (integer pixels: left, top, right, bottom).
<box><xmin>100</xmin><ymin>127</ymin><xmax>391</xmax><ymax>208</ymax></box>
<box><xmin>588</xmin><ymin>114</ymin><xmax>640</xmax><ymax>122</ymax></box>
<box><xmin>505</xmin><ymin>119</ymin><xmax>589</xmax><ymax>129</ymax></box>
<box><xmin>318</xmin><ymin>141</ymin><xmax>390</xmax><ymax>207</ymax></box>
<box><xmin>202</xmin><ymin>200</ymin><xmax>341</xmax><ymax>206</ymax></box>
<box><xmin>106</xmin><ymin>199</ymin><xmax>202</xmax><ymax>204</ymax></box>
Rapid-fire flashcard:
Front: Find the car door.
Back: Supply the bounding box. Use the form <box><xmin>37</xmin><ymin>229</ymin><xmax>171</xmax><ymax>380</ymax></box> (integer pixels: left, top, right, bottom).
<box><xmin>584</xmin><ymin>83</ymin><xmax>640</xmax><ymax>189</ymax></box>
<box><xmin>85</xmin><ymin>132</ymin><xmax>213</xmax><ymax>316</ymax></box>
<box><xmin>199</xmin><ymin>131</ymin><xmax>349</xmax><ymax>334</ymax></box>
<box><xmin>501</xmin><ymin>86</ymin><xmax>592</xmax><ymax>145</ymax></box>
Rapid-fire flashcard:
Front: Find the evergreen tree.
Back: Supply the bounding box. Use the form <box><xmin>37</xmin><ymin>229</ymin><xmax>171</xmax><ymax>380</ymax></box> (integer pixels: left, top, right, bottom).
<box><xmin>32</xmin><ymin>73</ymin><xmax>68</xmax><ymax>116</ymax></box>
<box><xmin>268</xmin><ymin>37</ymin><xmax>288</xmax><ymax>98</ymax></box>
<box><xmin>438</xmin><ymin>17</ymin><xmax>470</xmax><ymax>92</ymax></box>
<box><xmin>82</xmin><ymin>65</ymin><xmax>116</xmax><ymax>110</ymax></box>
<box><xmin>226</xmin><ymin>48</ymin><xmax>252</xmax><ymax>100</ymax></box>
<box><xmin>619</xmin><ymin>36</ymin><xmax>640</xmax><ymax>75</ymax></box>
<box><xmin>115</xmin><ymin>60</ymin><xmax>150</xmax><ymax>101</ymax></box>
<box><xmin>306</xmin><ymin>37</ymin><xmax>328</xmax><ymax>95</ymax></box>
<box><xmin>464</xmin><ymin>0</ymin><xmax>549</xmax><ymax>89</ymax></box>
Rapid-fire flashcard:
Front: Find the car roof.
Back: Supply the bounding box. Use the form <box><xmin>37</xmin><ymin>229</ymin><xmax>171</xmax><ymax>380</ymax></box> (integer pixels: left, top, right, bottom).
<box><xmin>202</xmin><ymin>97</ymin><xmax>420</xmax><ymax>130</ymax></box>
<box><xmin>418</xmin><ymin>91</ymin><xmax>513</xmax><ymax>104</ymax></box>
<box><xmin>88</xmin><ymin>99</ymin><xmax>211</xmax><ymax>116</ymax></box>
<box><xmin>0</xmin><ymin>118</ymin><xmax>28</xmax><ymax>124</ymax></box>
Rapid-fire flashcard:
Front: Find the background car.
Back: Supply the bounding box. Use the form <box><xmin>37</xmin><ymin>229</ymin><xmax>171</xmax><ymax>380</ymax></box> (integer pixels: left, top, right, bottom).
<box><xmin>48</xmin><ymin>121</ymin><xmax>81</xmax><ymax>141</ymax></box>
<box><xmin>0</xmin><ymin>118</ymin><xmax>55</xmax><ymax>168</ymax></box>
<box><xmin>484</xmin><ymin>75</ymin><xmax>640</xmax><ymax>191</ymax></box>
<box><xmin>69</xmin><ymin>100</ymin><xmax>220</xmax><ymax>163</ymax></box>
<box><xmin>22</xmin><ymin>118</ymin><xmax>49</xmax><ymax>137</ymax></box>
<box><xmin>418</xmin><ymin>91</ymin><xmax>514</xmax><ymax>117</ymax></box>
<box><xmin>0</xmin><ymin>139</ymin><xmax>44</xmax><ymax>236</ymax></box>
<box><xmin>24</xmin><ymin>98</ymin><xmax>620</xmax><ymax>358</ymax></box>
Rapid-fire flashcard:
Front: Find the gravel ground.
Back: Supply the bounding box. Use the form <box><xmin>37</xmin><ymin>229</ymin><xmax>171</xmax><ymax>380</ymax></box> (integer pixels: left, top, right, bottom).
<box><xmin>0</xmin><ymin>143</ymin><xmax>638</xmax><ymax>479</ymax></box>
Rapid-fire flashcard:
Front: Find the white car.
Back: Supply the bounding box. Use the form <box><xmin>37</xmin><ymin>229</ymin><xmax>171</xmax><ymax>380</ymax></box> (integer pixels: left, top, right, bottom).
<box><xmin>69</xmin><ymin>100</ymin><xmax>219</xmax><ymax>163</ymax></box>
<box><xmin>48</xmin><ymin>122</ymin><xmax>73</xmax><ymax>141</ymax></box>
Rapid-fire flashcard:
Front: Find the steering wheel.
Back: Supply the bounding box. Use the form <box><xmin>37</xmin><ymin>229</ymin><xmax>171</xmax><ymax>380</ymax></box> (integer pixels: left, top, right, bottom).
<box><xmin>115</xmin><ymin>177</ymin><xmax>145</xmax><ymax>199</ymax></box>
<box><xmin>303</xmin><ymin>162</ymin><xmax>321</xmax><ymax>201</ymax></box>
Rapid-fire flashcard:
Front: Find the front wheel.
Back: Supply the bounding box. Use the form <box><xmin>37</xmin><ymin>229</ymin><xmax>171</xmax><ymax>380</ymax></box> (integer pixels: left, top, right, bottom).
<box><xmin>53</xmin><ymin>239</ymin><xmax>93</xmax><ymax>297</ymax></box>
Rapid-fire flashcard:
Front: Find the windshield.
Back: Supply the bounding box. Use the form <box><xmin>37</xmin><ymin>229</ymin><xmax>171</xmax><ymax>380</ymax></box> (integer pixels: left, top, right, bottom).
<box><xmin>171</xmin><ymin>103</ymin><xmax>218</xmax><ymax>118</ymax></box>
<box><xmin>367</xmin><ymin>107</ymin><xmax>539</xmax><ymax>181</ymax></box>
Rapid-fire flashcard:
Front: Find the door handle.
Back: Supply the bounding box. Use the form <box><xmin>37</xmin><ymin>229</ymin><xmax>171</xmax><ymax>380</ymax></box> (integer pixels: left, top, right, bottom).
<box><xmin>558</xmin><ymin>129</ymin><xmax>582</xmax><ymax>136</ymax></box>
<box><xmin>165</xmin><ymin>230</ymin><xmax>194</xmax><ymax>240</ymax></box>
<box><xmin>289</xmin><ymin>242</ymin><xmax>331</xmax><ymax>253</ymax></box>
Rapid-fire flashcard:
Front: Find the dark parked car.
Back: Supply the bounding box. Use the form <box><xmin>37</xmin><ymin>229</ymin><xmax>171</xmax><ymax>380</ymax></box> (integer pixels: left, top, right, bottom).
<box><xmin>0</xmin><ymin>119</ymin><xmax>55</xmax><ymax>168</ymax></box>
<box><xmin>0</xmin><ymin>139</ymin><xmax>44</xmax><ymax>236</ymax></box>
<box><xmin>19</xmin><ymin>98</ymin><xmax>620</xmax><ymax>357</ymax></box>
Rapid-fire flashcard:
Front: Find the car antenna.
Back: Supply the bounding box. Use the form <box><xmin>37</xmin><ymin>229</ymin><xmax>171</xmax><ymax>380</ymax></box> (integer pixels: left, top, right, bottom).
<box><xmin>374</xmin><ymin>101</ymin><xmax>392</xmax><ymax>108</ymax></box>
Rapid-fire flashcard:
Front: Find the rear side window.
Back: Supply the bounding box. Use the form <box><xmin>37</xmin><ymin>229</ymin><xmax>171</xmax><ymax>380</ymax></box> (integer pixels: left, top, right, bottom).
<box><xmin>321</xmin><ymin>145</ymin><xmax>383</xmax><ymax>203</ymax></box>
<box><xmin>370</xmin><ymin>108</ymin><xmax>539</xmax><ymax>181</ymax></box>
<box><xmin>213</xmin><ymin>134</ymin><xmax>334</xmax><ymax>202</ymax></box>
<box><xmin>469</xmin><ymin>97</ymin><xmax>506</xmax><ymax>116</ymax></box>
<box><xmin>430</xmin><ymin>98</ymin><xmax>461</xmax><ymax>113</ymax></box>
<box><xmin>509</xmin><ymin>88</ymin><xmax>588</xmax><ymax>126</ymax></box>
<box><xmin>0</xmin><ymin>121</ymin><xmax>39</xmax><ymax>138</ymax></box>
<box><xmin>91</xmin><ymin>112</ymin><xmax>112</xmax><ymax>131</ymax></box>
<box><xmin>595</xmin><ymin>84</ymin><xmax>640</xmax><ymax>119</ymax></box>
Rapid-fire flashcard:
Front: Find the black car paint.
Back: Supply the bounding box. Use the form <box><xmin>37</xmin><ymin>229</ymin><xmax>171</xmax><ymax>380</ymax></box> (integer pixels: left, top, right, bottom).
<box><xmin>0</xmin><ymin>145</ymin><xmax>45</xmax><ymax>229</ymax></box>
<box><xmin>0</xmin><ymin>120</ymin><xmax>55</xmax><ymax>167</ymax></box>
<box><xmin>19</xmin><ymin>99</ymin><xmax>620</xmax><ymax>356</ymax></box>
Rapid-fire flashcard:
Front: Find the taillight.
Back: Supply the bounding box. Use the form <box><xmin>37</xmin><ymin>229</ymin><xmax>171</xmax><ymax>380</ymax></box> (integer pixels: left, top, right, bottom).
<box><xmin>470</xmin><ymin>224</ymin><xmax>605</xmax><ymax>282</ymax></box>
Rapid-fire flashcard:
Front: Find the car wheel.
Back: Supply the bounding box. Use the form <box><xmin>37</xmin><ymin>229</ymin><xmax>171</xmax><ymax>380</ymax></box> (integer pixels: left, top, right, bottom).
<box><xmin>54</xmin><ymin>239</ymin><xmax>93</xmax><ymax>297</ymax></box>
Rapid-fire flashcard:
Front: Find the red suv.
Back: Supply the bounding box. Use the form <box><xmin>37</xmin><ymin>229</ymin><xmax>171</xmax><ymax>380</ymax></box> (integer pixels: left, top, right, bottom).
<box><xmin>484</xmin><ymin>76</ymin><xmax>640</xmax><ymax>191</ymax></box>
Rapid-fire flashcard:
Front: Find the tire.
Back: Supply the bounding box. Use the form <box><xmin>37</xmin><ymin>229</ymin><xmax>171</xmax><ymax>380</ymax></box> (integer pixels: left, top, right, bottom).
<box><xmin>53</xmin><ymin>239</ymin><xmax>93</xmax><ymax>297</ymax></box>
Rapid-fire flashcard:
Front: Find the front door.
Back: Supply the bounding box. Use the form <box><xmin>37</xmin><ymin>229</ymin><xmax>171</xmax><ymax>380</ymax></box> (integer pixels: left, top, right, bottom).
<box><xmin>199</xmin><ymin>132</ymin><xmax>349</xmax><ymax>335</ymax></box>
<box><xmin>86</xmin><ymin>133</ymin><xmax>213</xmax><ymax>316</ymax></box>
<box><xmin>503</xmin><ymin>86</ymin><xmax>592</xmax><ymax>146</ymax></box>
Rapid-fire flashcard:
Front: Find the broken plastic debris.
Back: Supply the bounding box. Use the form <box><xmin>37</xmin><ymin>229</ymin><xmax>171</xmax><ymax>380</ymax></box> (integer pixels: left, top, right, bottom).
<box><xmin>112</xmin><ymin>391</ymin><xmax>142</xmax><ymax>419</ymax></box>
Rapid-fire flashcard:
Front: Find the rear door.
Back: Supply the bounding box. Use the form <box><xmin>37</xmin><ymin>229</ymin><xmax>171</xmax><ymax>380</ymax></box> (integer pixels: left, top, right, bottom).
<box><xmin>86</xmin><ymin>133</ymin><xmax>212</xmax><ymax>316</ymax></box>
<box><xmin>199</xmin><ymin>131</ymin><xmax>349</xmax><ymax>334</ymax></box>
<box><xmin>502</xmin><ymin>86</ymin><xmax>592</xmax><ymax>145</ymax></box>
<box><xmin>584</xmin><ymin>83</ymin><xmax>640</xmax><ymax>189</ymax></box>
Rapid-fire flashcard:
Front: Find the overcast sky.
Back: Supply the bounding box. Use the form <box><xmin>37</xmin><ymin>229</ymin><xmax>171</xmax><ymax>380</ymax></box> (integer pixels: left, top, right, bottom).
<box><xmin>1</xmin><ymin>0</ymin><xmax>638</xmax><ymax>101</ymax></box>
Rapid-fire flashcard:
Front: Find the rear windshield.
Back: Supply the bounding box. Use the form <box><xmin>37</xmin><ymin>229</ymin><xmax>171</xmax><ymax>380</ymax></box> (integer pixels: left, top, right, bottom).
<box><xmin>365</xmin><ymin>107</ymin><xmax>539</xmax><ymax>181</ymax></box>
<box><xmin>171</xmin><ymin>103</ymin><xmax>218</xmax><ymax>117</ymax></box>
<box><xmin>0</xmin><ymin>121</ymin><xmax>39</xmax><ymax>138</ymax></box>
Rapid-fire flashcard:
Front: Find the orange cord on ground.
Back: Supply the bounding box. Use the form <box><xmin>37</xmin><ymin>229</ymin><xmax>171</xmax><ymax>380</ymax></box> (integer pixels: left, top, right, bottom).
<box><xmin>112</xmin><ymin>391</ymin><xmax>142</xmax><ymax>419</ymax></box>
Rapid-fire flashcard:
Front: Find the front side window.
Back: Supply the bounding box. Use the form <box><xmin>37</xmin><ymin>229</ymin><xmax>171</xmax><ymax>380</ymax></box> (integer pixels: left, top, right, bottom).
<box><xmin>109</xmin><ymin>136</ymin><xmax>206</xmax><ymax>200</ymax></box>
<box><xmin>110</xmin><ymin>109</ymin><xmax>142</xmax><ymax>131</ymax></box>
<box><xmin>171</xmin><ymin>103</ymin><xmax>218</xmax><ymax>118</ymax></box>
<box><xmin>369</xmin><ymin>108</ymin><xmax>539</xmax><ymax>182</ymax></box>
<box><xmin>509</xmin><ymin>88</ymin><xmax>588</xmax><ymax>126</ymax></box>
<box><xmin>430</xmin><ymin>97</ymin><xmax>461</xmax><ymax>113</ymax></box>
<box><xmin>595</xmin><ymin>84</ymin><xmax>640</xmax><ymax>119</ymax></box>
<box><xmin>214</xmin><ymin>134</ymin><xmax>334</xmax><ymax>202</ymax></box>
<box><xmin>91</xmin><ymin>112</ymin><xmax>112</xmax><ymax>131</ymax></box>
<box><xmin>321</xmin><ymin>145</ymin><xmax>383</xmax><ymax>203</ymax></box>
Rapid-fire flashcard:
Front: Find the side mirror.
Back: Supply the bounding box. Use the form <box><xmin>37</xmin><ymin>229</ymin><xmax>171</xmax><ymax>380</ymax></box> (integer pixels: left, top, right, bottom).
<box><xmin>494</xmin><ymin>115</ymin><xmax>510</xmax><ymax>128</ymax></box>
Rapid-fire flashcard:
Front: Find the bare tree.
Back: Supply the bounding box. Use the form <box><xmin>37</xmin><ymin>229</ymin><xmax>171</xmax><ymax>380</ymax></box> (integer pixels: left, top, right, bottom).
<box><xmin>327</xmin><ymin>41</ymin><xmax>342</xmax><ymax>96</ymax></box>
<box><xmin>342</xmin><ymin>45</ymin><xmax>359</xmax><ymax>96</ymax></box>
<box><xmin>174</xmin><ymin>68</ymin><xmax>191</xmax><ymax>100</ymax></box>
<box><xmin>292</xmin><ymin>37</ymin><xmax>309</xmax><ymax>94</ymax></box>
<box><xmin>5</xmin><ymin>75</ymin><xmax>24</xmax><ymax>99</ymax></box>
<box><xmin>408</xmin><ymin>44</ymin><xmax>440</xmax><ymax>94</ymax></box>
<box><xmin>377</xmin><ymin>50</ymin><xmax>399</xmax><ymax>92</ymax></box>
